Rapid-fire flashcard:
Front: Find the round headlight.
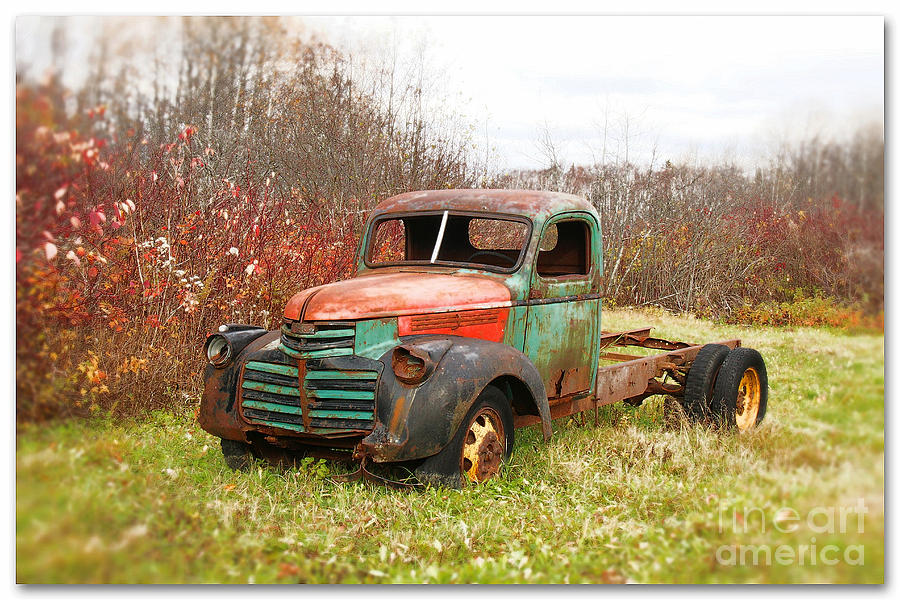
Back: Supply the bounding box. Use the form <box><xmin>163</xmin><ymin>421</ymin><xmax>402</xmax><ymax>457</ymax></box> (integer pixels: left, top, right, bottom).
<box><xmin>391</xmin><ymin>346</ymin><xmax>429</xmax><ymax>385</ymax></box>
<box><xmin>205</xmin><ymin>335</ymin><xmax>232</xmax><ymax>367</ymax></box>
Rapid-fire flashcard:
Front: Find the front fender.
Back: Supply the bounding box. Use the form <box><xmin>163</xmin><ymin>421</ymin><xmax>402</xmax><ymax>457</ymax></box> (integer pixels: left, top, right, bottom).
<box><xmin>198</xmin><ymin>329</ymin><xmax>280</xmax><ymax>441</ymax></box>
<box><xmin>359</xmin><ymin>335</ymin><xmax>551</xmax><ymax>463</ymax></box>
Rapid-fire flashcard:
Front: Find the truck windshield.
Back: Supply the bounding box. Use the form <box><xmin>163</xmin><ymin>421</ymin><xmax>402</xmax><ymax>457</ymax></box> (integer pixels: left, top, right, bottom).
<box><xmin>367</xmin><ymin>212</ymin><xmax>530</xmax><ymax>271</ymax></box>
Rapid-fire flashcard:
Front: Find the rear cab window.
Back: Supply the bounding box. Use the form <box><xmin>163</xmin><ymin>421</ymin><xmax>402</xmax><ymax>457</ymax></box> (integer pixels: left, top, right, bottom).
<box><xmin>536</xmin><ymin>219</ymin><xmax>592</xmax><ymax>277</ymax></box>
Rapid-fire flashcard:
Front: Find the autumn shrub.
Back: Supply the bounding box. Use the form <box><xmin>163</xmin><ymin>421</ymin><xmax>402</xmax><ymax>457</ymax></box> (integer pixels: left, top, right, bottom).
<box><xmin>16</xmin><ymin>87</ymin><xmax>361</xmax><ymax>421</ymax></box>
<box><xmin>729</xmin><ymin>291</ymin><xmax>883</xmax><ymax>331</ymax></box>
<box><xmin>611</xmin><ymin>197</ymin><xmax>885</xmax><ymax>322</ymax></box>
<box><xmin>501</xmin><ymin>158</ymin><xmax>883</xmax><ymax>322</ymax></box>
<box><xmin>728</xmin><ymin>196</ymin><xmax>884</xmax><ymax>312</ymax></box>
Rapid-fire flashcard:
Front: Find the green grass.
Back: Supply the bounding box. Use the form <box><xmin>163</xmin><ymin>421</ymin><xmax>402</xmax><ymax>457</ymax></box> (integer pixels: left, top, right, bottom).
<box><xmin>16</xmin><ymin>309</ymin><xmax>884</xmax><ymax>583</ymax></box>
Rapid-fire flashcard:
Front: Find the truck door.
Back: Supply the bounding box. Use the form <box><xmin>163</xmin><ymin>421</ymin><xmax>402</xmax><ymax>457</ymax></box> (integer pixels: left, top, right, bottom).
<box><xmin>523</xmin><ymin>214</ymin><xmax>601</xmax><ymax>399</ymax></box>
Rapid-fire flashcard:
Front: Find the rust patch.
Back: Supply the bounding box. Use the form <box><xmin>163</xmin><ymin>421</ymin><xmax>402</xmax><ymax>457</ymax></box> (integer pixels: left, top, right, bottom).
<box><xmin>371</xmin><ymin>189</ymin><xmax>596</xmax><ymax>224</ymax></box>
<box><xmin>297</xmin><ymin>359</ymin><xmax>310</xmax><ymax>431</ymax></box>
<box><xmin>547</xmin><ymin>366</ymin><xmax>591</xmax><ymax>398</ymax></box>
<box><xmin>287</xmin><ymin>271</ymin><xmax>513</xmax><ymax>321</ymax></box>
<box><xmin>388</xmin><ymin>394</ymin><xmax>407</xmax><ymax>435</ymax></box>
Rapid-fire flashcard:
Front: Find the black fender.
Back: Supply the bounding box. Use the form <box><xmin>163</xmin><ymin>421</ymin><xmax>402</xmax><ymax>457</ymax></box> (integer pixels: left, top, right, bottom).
<box><xmin>198</xmin><ymin>328</ymin><xmax>279</xmax><ymax>442</ymax></box>
<box><xmin>358</xmin><ymin>335</ymin><xmax>552</xmax><ymax>463</ymax></box>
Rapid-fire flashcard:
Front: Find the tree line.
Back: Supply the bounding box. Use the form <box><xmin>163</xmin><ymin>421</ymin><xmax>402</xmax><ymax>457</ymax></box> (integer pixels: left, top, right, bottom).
<box><xmin>15</xmin><ymin>16</ymin><xmax>883</xmax><ymax>420</ymax></box>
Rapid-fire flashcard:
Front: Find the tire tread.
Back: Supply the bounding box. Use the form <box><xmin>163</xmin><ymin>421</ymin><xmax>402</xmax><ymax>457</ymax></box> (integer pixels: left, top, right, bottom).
<box><xmin>711</xmin><ymin>347</ymin><xmax>769</xmax><ymax>429</ymax></box>
<box><xmin>683</xmin><ymin>344</ymin><xmax>731</xmax><ymax>422</ymax></box>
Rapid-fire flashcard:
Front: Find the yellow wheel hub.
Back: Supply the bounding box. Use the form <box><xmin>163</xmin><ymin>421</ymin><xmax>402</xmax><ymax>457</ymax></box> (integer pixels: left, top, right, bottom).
<box><xmin>735</xmin><ymin>367</ymin><xmax>761</xmax><ymax>431</ymax></box>
<box><xmin>461</xmin><ymin>407</ymin><xmax>505</xmax><ymax>483</ymax></box>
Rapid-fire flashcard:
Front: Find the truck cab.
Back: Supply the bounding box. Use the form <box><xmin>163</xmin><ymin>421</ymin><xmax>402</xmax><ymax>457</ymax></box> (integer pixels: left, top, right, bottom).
<box><xmin>358</xmin><ymin>189</ymin><xmax>603</xmax><ymax>400</ymax></box>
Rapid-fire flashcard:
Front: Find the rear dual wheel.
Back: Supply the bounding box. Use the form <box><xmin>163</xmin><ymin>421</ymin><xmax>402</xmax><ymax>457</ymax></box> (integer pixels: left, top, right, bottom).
<box><xmin>682</xmin><ymin>344</ymin><xmax>731</xmax><ymax>421</ymax></box>
<box><xmin>683</xmin><ymin>344</ymin><xmax>768</xmax><ymax>431</ymax></box>
<box><xmin>713</xmin><ymin>347</ymin><xmax>768</xmax><ymax>431</ymax></box>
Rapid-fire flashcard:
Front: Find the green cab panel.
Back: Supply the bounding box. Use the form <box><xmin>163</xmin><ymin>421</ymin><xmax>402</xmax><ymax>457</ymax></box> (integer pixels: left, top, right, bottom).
<box><xmin>523</xmin><ymin>212</ymin><xmax>602</xmax><ymax>397</ymax></box>
<box><xmin>524</xmin><ymin>298</ymin><xmax>599</xmax><ymax>397</ymax></box>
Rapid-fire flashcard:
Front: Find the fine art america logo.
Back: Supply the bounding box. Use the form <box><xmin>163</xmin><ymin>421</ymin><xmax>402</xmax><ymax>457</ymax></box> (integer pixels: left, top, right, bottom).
<box><xmin>716</xmin><ymin>499</ymin><xmax>868</xmax><ymax>567</ymax></box>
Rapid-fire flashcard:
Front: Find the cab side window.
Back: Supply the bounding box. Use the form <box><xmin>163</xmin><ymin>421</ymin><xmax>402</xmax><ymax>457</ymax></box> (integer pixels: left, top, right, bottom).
<box><xmin>536</xmin><ymin>219</ymin><xmax>590</xmax><ymax>277</ymax></box>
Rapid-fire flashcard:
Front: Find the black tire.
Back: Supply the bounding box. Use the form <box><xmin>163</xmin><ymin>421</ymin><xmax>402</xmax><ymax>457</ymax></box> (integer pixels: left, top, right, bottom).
<box><xmin>711</xmin><ymin>347</ymin><xmax>768</xmax><ymax>431</ymax></box>
<box><xmin>683</xmin><ymin>344</ymin><xmax>731</xmax><ymax>422</ymax></box>
<box><xmin>414</xmin><ymin>385</ymin><xmax>514</xmax><ymax>488</ymax></box>
<box><xmin>221</xmin><ymin>438</ymin><xmax>255</xmax><ymax>471</ymax></box>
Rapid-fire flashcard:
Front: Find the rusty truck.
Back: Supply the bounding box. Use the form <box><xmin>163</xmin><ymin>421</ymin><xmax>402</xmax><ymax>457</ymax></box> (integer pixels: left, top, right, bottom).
<box><xmin>198</xmin><ymin>189</ymin><xmax>768</xmax><ymax>487</ymax></box>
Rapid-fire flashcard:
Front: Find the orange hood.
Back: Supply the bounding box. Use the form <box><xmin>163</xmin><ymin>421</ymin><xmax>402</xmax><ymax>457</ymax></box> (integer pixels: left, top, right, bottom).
<box><xmin>284</xmin><ymin>271</ymin><xmax>513</xmax><ymax>321</ymax></box>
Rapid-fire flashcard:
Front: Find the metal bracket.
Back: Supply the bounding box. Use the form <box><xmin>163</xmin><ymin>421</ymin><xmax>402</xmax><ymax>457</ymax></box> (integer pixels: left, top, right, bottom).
<box><xmin>329</xmin><ymin>456</ymin><xmax>425</xmax><ymax>490</ymax></box>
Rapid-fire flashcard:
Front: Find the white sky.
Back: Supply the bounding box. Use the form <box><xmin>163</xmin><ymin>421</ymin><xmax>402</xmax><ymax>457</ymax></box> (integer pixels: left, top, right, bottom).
<box><xmin>304</xmin><ymin>15</ymin><xmax>884</xmax><ymax>170</ymax></box>
<box><xmin>13</xmin><ymin>12</ymin><xmax>886</xmax><ymax>172</ymax></box>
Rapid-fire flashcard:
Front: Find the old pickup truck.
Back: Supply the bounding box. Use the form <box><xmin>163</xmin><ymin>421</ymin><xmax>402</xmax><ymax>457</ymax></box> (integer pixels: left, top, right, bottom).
<box><xmin>198</xmin><ymin>189</ymin><xmax>768</xmax><ymax>487</ymax></box>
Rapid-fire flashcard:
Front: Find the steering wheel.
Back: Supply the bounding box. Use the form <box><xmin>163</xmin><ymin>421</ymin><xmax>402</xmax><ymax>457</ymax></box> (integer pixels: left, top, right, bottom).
<box><xmin>467</xmin><ymin>250</ymin><xmax>516</xmax><ymax>267</ymax></box>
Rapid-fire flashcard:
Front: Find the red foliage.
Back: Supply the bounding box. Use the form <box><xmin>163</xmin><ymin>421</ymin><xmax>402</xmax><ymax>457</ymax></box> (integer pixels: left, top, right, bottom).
<box><xmin>16</xmin><ymin>86</ymin><xmax>362</xmax><ymax>419</ymax></box>
<box><xmin>728</xmin><ymin>195</ymin><xmax>883</xmax><ymax>309</ymax></box>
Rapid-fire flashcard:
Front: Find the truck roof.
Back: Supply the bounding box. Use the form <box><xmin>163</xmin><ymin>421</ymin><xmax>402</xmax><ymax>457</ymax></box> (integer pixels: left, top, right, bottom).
<box><xmin>372</xmin><ymin>189</ymin><xmax>598</xmax><ymax>221</ymax></box>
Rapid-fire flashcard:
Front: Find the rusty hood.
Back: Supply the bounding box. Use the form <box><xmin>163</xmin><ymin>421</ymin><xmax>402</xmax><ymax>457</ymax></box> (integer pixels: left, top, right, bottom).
<box><xmin>284</xmin><ymin>271</ymin><xmax>513</xmax><ymax>321</ymax></box>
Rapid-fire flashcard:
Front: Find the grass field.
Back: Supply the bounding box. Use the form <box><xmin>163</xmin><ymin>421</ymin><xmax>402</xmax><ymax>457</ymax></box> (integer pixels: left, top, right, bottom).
<box><xmin>15</xmin><ymin>309</ymin><xmax>884</xmax><ymax>583</ymax></box>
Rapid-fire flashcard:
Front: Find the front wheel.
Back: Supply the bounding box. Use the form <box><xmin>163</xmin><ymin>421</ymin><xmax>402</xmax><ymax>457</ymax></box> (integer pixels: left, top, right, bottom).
<box><xmin>459</xmin><ymin>388</ymin><xmax>514</xmax><ymax>483</ymax></box>
<box><xmin>220</xmin><ymin>438</ymin><xmax>255</xmax><ymax>471</ymax></box>
<box><xmin>413</xmin><ymin>385</ymin><xmax>514</xmax><ymax>487</ymax></box>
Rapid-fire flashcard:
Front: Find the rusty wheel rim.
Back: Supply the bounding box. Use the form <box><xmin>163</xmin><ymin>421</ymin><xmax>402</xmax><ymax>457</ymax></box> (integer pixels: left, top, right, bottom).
<box><xmin>461</xmin><ymin>407</ymin><xmax>505</xmax><ymax>483</ymax></box>
<box><xmin>735</xmin><ymin>367</ymin><xmax>761</xmax><ymax>431</ymax></box>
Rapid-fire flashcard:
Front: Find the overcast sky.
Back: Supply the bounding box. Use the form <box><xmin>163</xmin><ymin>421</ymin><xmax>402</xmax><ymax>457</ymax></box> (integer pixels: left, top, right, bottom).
<box><xmin>305</xmin><ymin>15</ymin><xmax>884</xmax><ymax>170</ymax></box>
<box><xmin>16</xmin><ymin>14</ymin><xmax>884</xmax><ymax>171</ymax></box>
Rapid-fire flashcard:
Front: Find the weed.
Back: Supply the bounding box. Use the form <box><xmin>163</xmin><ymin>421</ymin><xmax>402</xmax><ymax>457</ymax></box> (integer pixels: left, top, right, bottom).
<box><xmin>16</xmin><ymin>309</ymin><xmax>884</xmax><ymax>583</ymax></box>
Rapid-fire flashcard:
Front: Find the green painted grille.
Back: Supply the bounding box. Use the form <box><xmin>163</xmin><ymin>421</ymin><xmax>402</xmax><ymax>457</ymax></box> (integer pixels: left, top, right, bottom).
<box><xmin>279</xmin><ymin>322</ymin><xmax>355</xmax><ymax>359</ymax></box>
<box><xmin>240</xmin><ymin>359</ymin><xmax>377</xmax><ymax>433</ymax></box>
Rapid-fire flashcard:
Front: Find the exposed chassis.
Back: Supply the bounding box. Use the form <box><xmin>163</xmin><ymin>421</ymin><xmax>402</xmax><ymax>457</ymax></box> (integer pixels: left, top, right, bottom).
<box><xmin>513</xmin><ymin>327</ymin><xmax>740</xmax><ymax>429</ymax></box>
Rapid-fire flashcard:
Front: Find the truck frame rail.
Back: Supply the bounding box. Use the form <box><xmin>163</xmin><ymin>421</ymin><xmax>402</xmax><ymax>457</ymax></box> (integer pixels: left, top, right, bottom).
<box><xmin>514</xmin><ymin>328</ymin><xmax>740</xmax><ymax>428</ymax></box>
